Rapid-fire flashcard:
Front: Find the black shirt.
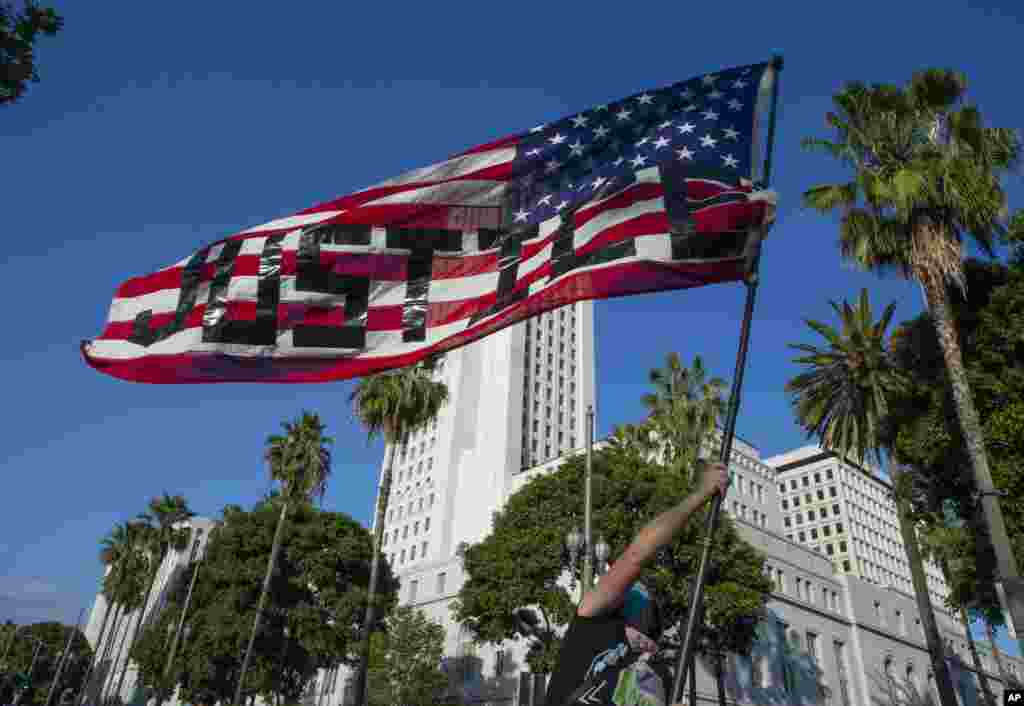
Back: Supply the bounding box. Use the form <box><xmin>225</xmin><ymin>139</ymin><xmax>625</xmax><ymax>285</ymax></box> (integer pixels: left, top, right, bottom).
<box><xmin>544</xmin><ymin>613</ymin><xmax>671</xmax><ymax>706</ymax></box>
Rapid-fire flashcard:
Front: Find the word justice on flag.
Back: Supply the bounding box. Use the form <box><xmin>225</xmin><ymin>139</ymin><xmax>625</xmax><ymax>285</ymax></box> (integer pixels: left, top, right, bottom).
<box><xmin>82</xmin><ymin>62</ymin><xmax>778</xmax><ymax>384</ymax></box>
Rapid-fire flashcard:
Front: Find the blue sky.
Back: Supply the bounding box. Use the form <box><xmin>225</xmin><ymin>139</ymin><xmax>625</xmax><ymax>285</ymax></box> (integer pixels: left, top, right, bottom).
<box><xmin>2</xmin><ymin>0</ymin><xmax>1022</xmax><ymax>657</ymax></box>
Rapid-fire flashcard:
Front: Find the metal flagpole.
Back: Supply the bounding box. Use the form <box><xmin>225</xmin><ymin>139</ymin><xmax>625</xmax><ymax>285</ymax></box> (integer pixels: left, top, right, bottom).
<box><xmin>671</xmin><ymin>54</ymin><xmax>783</xmax><ymax>706</ymax></box>
<box><xmin>583</xmin><ymin>404</ymin><xmax>596</xmax><ymax>591</ymax></box>
<box><xmin>46</xmin><ymin>608</ymin><xmax>86</xmax><ymax>706</ymax></box>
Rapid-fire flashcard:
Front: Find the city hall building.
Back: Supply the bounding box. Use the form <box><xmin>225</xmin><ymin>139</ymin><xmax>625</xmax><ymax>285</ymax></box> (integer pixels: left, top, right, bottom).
<box><xmin>84</xmin><ymin>302</ymin><xmax>1023</xmax><ymax>706</ymax></box>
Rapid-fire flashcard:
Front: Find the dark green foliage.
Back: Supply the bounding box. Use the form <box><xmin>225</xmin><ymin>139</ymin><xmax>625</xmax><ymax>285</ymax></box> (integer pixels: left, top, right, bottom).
<box><xmin>0</xmin><ymin>622</ymin><xmax>91</xmax><ymax>706</ymax></box>
<box><xmin>0</xmin><ymin>1</ymin><xmax>62</xmax><ymax>105</ymax></box>
<box><xmin>129</xmin><ymin>501</ymin><xmax>398</xmax><ymax>706</ymax></box>
<box><xmin>451</xmin><ymin>445</ymin><xmax>772</xmax><ymax>673</ymax></box>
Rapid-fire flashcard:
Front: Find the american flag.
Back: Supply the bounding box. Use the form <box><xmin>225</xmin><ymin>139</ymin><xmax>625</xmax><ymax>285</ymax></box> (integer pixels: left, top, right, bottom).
<box><xmin>82</xmin><ymin>62</ymin><xmax>778</xmax><ymax>384</ymax></box>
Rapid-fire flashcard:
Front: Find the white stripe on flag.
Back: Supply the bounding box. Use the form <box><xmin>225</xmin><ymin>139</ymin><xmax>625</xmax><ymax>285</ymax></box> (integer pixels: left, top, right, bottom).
<box><xmin>239</xmin><ymin>210</ymin><xmax>345</xmax><ymax>235</ymax></box>
<box><xmin>371</xmin><ymin>147</ymin><xmax>516</xmax><ymax>189</ymax></box>
<box><xmin>361</xmin><ymin>179</ymin><xmax>506</xmax><ymax>208</ymax></box>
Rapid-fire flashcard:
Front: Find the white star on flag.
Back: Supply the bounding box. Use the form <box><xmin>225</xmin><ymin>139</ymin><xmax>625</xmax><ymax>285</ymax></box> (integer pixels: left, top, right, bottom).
<box><xmin>701</xmin><ymin>109</ymin><xmax>719</xmax><ymax>121</ymax></box>
<box><xmin>616</xmin><ymin>108</ymin><xmax>632</xmax><ymax>121</ymax></box>
<box><xmin>707</xmin><ymin>89</ymin><xmax>724</xmax><ymax>100</ymax></box>
<box><xmin>545</xmin><ymin>159</ymin><xmax>561</xmax><ymax>173</ymax></box>
<box><xmin>637</xmin><ymin>93</ymin><xmax>654</xmax><ymax>105</ymax></box>
<box><xmin>635</xmin><ymin>136</ymin><xmax>650</xmax><ymax>147</ymax></box>
<box><xmin>613</xmin><ymin>156</ymin><xmax>626</xmax><ymax>166</ymax></box>
<box><xmin>682</xmin><ymin>103</ymin><xmax>698</xmax><ymax>112</ymax></box>
<box><xmin>571</xmin><ymin>115</ymin><xmax>589</xmax><ymax>128</ymax></box>
<box><xmin>555</xmin><ymin>200</ymin><xmax>570</xmax><ymax>211</ymax></box>
<box><xmin>658</xmin><ymin>120</ymin><xmax>673</xmax><ymax>130</ymax></box>
<box><xmin>702</xmin><ymin>74</ymin><xmax>718</xmax><ymax>85</ymax></box>
<box><xmin>722</xmin><ymin>127</ymin><xmax>740</xmax><ymax>140</ymax></box>
<box><xmin>676</xmin><ymin>146</ymin><xmax>694</xmax><ymax>161</ymax></box>
<box><xmin>700</xmin><ymin>134</ymin><xmax>718</xmax><ymax>148</ymax></box>
<box><xmin>594</xmin><ymin>104</ymin><xmax>609</xmax><ymax>111</ymax></box>
<box><xmin>530</xmin><ymin>124</ymin><xmax>547</xmax><ymax>133</ymax></box>
<box><xmin>513</xmin><ymin>208</ymin><xmax>530</xmax><ymax>222</ymax></box>
<box><xmin>591</xmin><ymin>176</ymin><xmax>609</xmax><ymax>190</ymax></box>
<box><xmin>548</xmin><ymin>132</ymin><xmax>567</xmax><ymax>145</ymax></box>
<box><xmin>568</xmin><ymin>139</ymin><xmax>585</xmax><ymax>157</ymax></box>
<box><xmin>722</xmin><ymin>154</ymin><xmax>739</xmax><ymax>168</ymax></box>
<box><xmin>525</xmin><ymin>148</ymin><xmax>542</xmax><ymax>157</ymax></box>
<box><xmin>537</xmin><ymin>194</ymin><xmax>554</xmax><ymax>206</ymax></box>
<box><xmin>677</xmin><ymin>122</ymin><xmax>696</xmax><ymax>134</ymax></box>
<box><xmin>653</xmin><ymin>136</ymin><xmax>671</xmax><ymax>149</ymax></box>
<box><xmin>593</xmin><ymin>125</ymin><xmax>610</xmax><ymax>139</ymax></box>
<box><xmin>630</xmin><ymin>155</ymin><xmax>648</xmax><ymax>168</ymax></box>
<box><xmin>728</xmin><ymin>99</ymin><xmax>743</xmax><ymax>111</ymax></box>
<box><xmin>732</xmin><ymin>79</ymin><xmax>747</xmax><ymax>89</ymax></box>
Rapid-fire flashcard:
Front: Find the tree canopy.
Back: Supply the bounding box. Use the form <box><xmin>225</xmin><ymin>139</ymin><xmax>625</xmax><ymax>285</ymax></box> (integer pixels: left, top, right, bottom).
<box><xmin>0</xmin><ymin>621</ymin><xmax>91</xmax><ymax>706</ymax></box>
<box><xmin>1</xmin><ymin>1</ymin><xmax>62</xmax><ymax>106</ymax></box>
<box><xmin>366</xmin><ymin>606</ymin><xmax>447</xmax><ymax>706</ymax></box>
<box><xmin>451</xmin><ymin>443</ymin><xmax>772</xmax><ymax>673</ymax></box>
<box><xmin>130</xmin><ymin>499</ymin><xmax>398</xmax><ymax>706</ymax></box>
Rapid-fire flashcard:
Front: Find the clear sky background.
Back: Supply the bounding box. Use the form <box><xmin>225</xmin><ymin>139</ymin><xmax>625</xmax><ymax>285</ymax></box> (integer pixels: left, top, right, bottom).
<box><xmin>3</xmin><ymin>0</ymin><xmax>1022</xmax><ymax>658</ymax></box>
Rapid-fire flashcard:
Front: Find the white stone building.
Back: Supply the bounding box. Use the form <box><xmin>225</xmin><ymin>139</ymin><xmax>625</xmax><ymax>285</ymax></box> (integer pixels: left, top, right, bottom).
<box><xmin>765</xmin><ymin>445</ymin><xmax>952</xmax><ymax>611</ymax></box>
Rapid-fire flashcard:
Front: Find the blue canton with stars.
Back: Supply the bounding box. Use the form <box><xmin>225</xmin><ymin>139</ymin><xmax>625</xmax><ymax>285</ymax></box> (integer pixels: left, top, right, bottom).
<box><xmin>505</xmin><ymin>62</ymin><xmax>769</xmax><ymax>227</ymax></box>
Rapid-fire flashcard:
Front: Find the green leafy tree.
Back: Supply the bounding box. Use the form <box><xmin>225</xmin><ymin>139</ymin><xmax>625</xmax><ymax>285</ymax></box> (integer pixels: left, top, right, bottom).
<box><xmin>235</xmin><ymin>411</ymin><xmax>334</xmax><ymax>706</ymax></box>
<box><xmin>785</xmin><ymin>288</ymin><xmax>958</xmax><ymax>706</ymax></box>
<box><xmin>130</xmin><ymin>500</ymin><xmax>396</xmax><ymax>706</ymax></box>
<box><xmin>0</xmin><ymin>622</ymin><xmax>90</xmax><ymax>706</ymax></box>
<box><xmin>365</xmin><ymin>606</ymin><xmax>447</xmax><ymax>706</ymax></box>
<box><xmin>803</xmin><ymin>68</ymin><xmax>1023</xmax><ymax>640</ymax></box>
<box><xmin>0</xmin><ymin>1</ymin><xmax>62</xmax><ymax>106</ymax></box>
<box><xmin>451</xmin><ymin>446</ymin><xmax>772</xmax><ymax>674</ymax></box>
<box><xmin>349</xmin><ymin>361</ymin><xmax>449</xmax><ymax>706</ymax></box>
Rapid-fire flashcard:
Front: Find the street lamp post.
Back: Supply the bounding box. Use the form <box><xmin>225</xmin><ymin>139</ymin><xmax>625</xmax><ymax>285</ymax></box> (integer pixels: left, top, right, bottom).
<box><xmin>582</xmin><ymin>405</ymin><xmax>596</xmax><ymax>592</ymax></box>
<box><xmin>47</xmin><ymin>608</ymin><xmax>86</xmax><ymax>706</ymax></box>
<box><xmin>565</xmin><ymin>528</ymin><xmax>609</xmax><ymax>601</ymax></box>
<box><xmin>18</xmin><ymin>637</ymin><xmax>46</xmax><ymax>706</ymax></box>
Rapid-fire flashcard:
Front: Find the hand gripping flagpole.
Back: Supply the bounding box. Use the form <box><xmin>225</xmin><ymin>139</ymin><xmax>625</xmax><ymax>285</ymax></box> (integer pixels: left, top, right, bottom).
<box><xmin>670</xmin><ymin>54</ymin><xmax>783</xmax><ymax>706</ymax></box>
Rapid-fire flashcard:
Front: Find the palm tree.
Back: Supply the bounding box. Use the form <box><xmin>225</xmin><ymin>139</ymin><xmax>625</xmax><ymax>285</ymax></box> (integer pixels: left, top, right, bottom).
<box><xmin>349</xmin><ymin>361</ymin><xmax>449</xmax><ymax>706</ymax></box>
<box><xmin>803</xmin><ymin>68</ymin><xmax>1023</xmax><ymax>629</ymax></box>
<box><xmin>641</xmin><ymin>352</ymin><xmax>726</xmax><ymax>474</ymax></box>
<box><xmin>77</xmin><ymin>531</ymin><xmax>124</xmax><ymax>706</ymax></box>
<box><xmin>233</xmin><ymin>411</ymin><xmax>333</xmax><ymax>706</ymax></box>
<box><xmin>100</xmin><ymin>522</ymin><xmax>150</xmax><ymax>706</ymax></box>
<box><xmin>785</xmin><ymin>289</ymin><xmax>959</xmax><ymax>706</ymax></box>
<box><xmin>111</xmin><ymin>494</ymin><xmax>193</xmax><ymax>702</ymax></box>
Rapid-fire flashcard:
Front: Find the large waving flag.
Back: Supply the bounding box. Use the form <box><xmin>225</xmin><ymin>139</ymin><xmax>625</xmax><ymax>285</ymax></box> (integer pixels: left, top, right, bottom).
<box><xmin>83</xmin><ymin>62</ymin><xmax>777</xmax><ymax>384</ymax></box>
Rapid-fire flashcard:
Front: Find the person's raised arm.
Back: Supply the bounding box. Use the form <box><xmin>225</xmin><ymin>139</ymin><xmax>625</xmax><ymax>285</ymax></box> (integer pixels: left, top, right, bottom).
<box><xmin>577</xmin><ymin>460</ymin><xmax>729</xmax><ymax>618</ymax></box>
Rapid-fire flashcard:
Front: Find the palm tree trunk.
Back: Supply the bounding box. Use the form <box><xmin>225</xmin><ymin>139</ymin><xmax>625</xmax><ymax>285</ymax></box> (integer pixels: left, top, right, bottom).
<box><xmin>352</xmin><ymin>441</ymin><xmax>398</xmax><ymax>706</ymax></box>
<box><xmin>983</xmin><ymin>619</ymin><xmax>1010</xmax><ymax>685</ymax></box>
<box><xmin>894</xmin><ymin>468</ymin><xmax>959</xmax><ymax>706</ymax></box>
<box><xmin>104</xmin><ymin>605</ymin><xmax>136</xmax><ymax>705</ymax></box>
<box><xmin>234</xmin><ymin>500</ymin><xmax>290</xmax><ymax>706</ymax></box>
<box><xmin>918</xmin><ymin>264</ymin><xmax>1024</xmax><ymax>647</ymax></box>
<box><xmin>79</xmin><ymin>600</ymin><xmax>115</xmax><ymax>706</ymax></box>
<box><xmin>958</xmin><ymin>605</ymin><xmax>996</xmax><ymax>706</ymax></box>
<box><xmin>113</xmin><ymin>553</ymin><xmax>164</xmax><ymax>705</ymax></box>
<box><xmin>94</xmin><ymin>604</ymin><xmax>123</xmax><ymax>704</ymax></box>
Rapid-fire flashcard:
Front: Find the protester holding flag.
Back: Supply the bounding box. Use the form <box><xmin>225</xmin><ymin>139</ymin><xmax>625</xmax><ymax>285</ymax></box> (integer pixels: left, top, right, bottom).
<box><xmin>544</xmin><ymin>461</ymin><xmax>730</xmax><ymax>706</ymax></box>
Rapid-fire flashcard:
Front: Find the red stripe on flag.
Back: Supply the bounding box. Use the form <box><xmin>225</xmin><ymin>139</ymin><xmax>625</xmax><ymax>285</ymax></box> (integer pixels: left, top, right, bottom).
<box><xmin>431</xmin><ymin>252</ymin><xmax>498</xmax><ymax>279</ymax></box>
<box><xmin>81</xmin><ymin>255</ymin><xmax>747</xmax><ymax>384</ymax></box>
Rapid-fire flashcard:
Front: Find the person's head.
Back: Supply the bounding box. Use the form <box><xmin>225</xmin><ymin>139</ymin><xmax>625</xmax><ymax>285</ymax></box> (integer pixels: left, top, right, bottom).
<box><xmin>619</xmin><ymin>581</ymin><xmax>663</xmax><ymax>642</ymax></box>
